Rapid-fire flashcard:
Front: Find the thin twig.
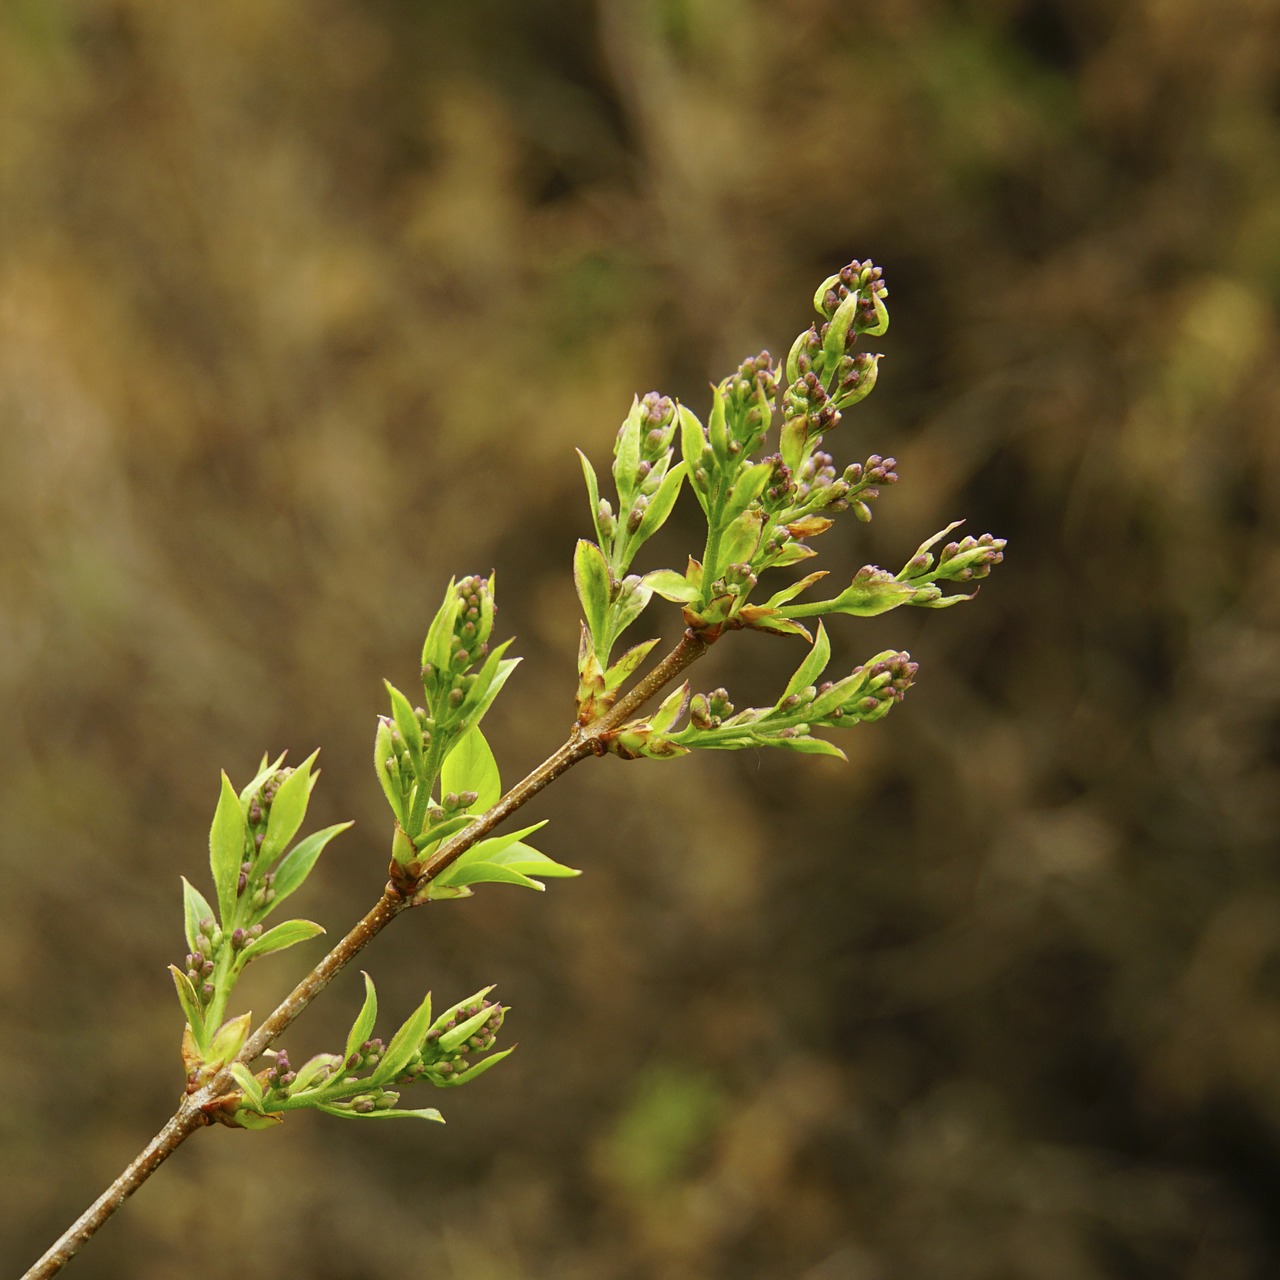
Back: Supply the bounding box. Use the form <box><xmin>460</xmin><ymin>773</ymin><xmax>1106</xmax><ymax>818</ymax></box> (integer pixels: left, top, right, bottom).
<box><xmin>23</xmin><ymin>628</ymin><xmax>710</xmax><ymax>1279</ymax></box>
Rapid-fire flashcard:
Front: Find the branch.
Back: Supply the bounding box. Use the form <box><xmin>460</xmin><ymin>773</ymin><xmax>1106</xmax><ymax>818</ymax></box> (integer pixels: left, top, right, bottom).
<box><xmin>23</xmin><ymin>628</ymin><xmax>711</xmax><ymax>1279</ymax></box>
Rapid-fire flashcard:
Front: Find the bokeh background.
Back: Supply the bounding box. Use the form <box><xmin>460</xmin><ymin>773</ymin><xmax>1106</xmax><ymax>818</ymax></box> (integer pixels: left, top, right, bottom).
<box><xmin>3</xmin><ymin>1</ymin><xmax>1280</xmax><ymax>1276</ymax></box>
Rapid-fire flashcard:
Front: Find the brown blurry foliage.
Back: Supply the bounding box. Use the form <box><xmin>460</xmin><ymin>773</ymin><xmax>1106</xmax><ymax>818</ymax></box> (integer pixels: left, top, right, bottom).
<box><xmin>3</xmin><ymin>1</ymin><xmax>1280</xmax><ymax>1277</ymax></box>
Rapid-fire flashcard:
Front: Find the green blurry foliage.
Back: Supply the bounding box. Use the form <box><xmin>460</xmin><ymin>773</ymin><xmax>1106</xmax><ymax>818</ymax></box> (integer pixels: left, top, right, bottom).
<box><xmin>2</xmin><ymin>0</ymin><xmax>1280</xmax><ymax>1277</ymax></box>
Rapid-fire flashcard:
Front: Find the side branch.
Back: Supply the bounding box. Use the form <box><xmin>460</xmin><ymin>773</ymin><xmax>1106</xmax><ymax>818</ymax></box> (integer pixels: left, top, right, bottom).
<box><xmin>24</xmin><ymin>628</ymin><xmax>711</xmax><ymax>1280</ymax></box>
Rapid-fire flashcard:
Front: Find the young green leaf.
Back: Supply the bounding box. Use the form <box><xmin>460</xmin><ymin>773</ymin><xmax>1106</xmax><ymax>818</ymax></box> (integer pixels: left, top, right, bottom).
<box><xmin>456</xmin><ymin>641</ymin><xmax>520</xmax><ymax>732</ymax></box>
<box><xmin>421</xmin><ymin>578</ymin><xmax>461</xmax><ymax>679</ymax></box>
<box><xmin>577</xmin><ymin>448</ymin><xmax>606</xmax><ymax>547</ymax></box>
<box><xmin>385</xmin><ymin>682</ymin><xmax>424</xmax><ymax>765</ymax></box>
<box><xmin>373</xmin><ymin>719</ymin><xmax>406</xmax><ymax>824</ymax></box>
<box><xmin>236</xmin><ymin>919</ymin><xmax>326</xmax><ymax>966</ymax></box>
<box><xmin>369</xmin><ymin>992</ymin><xmax>434</xmax><ymax>1086</ymax></box>
<box><xmin>436</xmin><ymin>1003</ymin><xmax>501</xmax><ymax>1054</ymax></box>
<box><xmin>288</xmin><ymin>1052</ymin><xmax>343</xmax><ymax>1095</ymax></box>
<box><xmin>181</xmin><ymin>877</ymin><xmax>215</xmax><ymax>954</ymax></box>
<box><xmin>717</xmin><ymin>508</ymin><xmax>765</xmax><ymax>570</ymax></box>
<box><xmin>314</xmin><ymin>1103</ymin><xmax>445</xmax><ymax>1122</ymax></box>
<box><xmin>229</xmin><ymin>1062</ymin><xmax>265</xmax><ymax>1108</ymax></box>
<box><xmin>440</xmin><ymin>728</ymin><xmax>501</xmax><ymax>813</ymax></box>
<box><xmin>343</xmin><ymin>972</ymin><xmax>379</xmax><ymax>1067</ymax></box>
<box><xmin>259</xmin><ymin>751</ymin><xmax>320</xmax><ymax>865</ymax></box>
<box><xmin>435</xmin><ymin>861</ymin><xmax>545</xmax><ymax>892</ymax></box>
<box><xmin>604</xmin><ymin>638</ymin><xmax>660</xmax><ymax>692</ymax></box>
<box><xmin>769</xmin><ymin>735</ymin><xmax>848</xmax><ymax>759</ymax></box>
<box><xmin>207</xmin><ymin>1012</ymin><xmax>253</xmax><ymax>1068</ymax></box>
<box><xmin>781</xmin><ymin>623</ymin><xmax>832</xmax><ymax>700</ymax></box>
<box><xmin>643</xmin><ymin>569</ymin><xmax>699</xmax><ymax>603</ymax></box>
<box><xmin>238</xmin><ymin>752</ymin><xmax>287</xmax><ymax>810</ymax></box>
<box><xmin>449</xmin><ymin>820</ymin><xmax>548</xmax><ymax>865</ymax></box>
<box><xmin>650</xmin><ymin>682</ymin><xmax>690</xmax><ymax>734</ymax></box>
<box><xmin>721</xmin><ymin>461</ymin><xmax>772</xmax><ymax>526</ymax></box>
<box><xmin>210</xmin><ymin>771</ymin><xmax>247</xmax><ymax>927</ymax></box>
<box><xmin>269</xmin><ymin>821</ymin><xmax>353</xmax><ymax>913</ymax></box>
<box><xmin>432</xmin><ymin>1046</ymin><xmax>515</xmax><ymax>1088</ymax></box>
<box><xmin>574</xmin><ymin>539</ymin><xmax>611</xmax><ymax>651</ymax></box>
<box><xmin>632</xmin><ymin>460</ymin><xmax>687</xmax><ymax>547</ymax></box>
<box><xmin>483</xmin><ymin>841</ymin><xmax>580</xmax><ymax>880</ymax></box>
<box><xmin>169</xmin><ymin>965</ymin><xmax>206</xmax><ymax>1046</ymax></box>
<box><xmin>679</xmin><ymin>405</ymin><xmax>710</xmax><ymax>513</ymax></box>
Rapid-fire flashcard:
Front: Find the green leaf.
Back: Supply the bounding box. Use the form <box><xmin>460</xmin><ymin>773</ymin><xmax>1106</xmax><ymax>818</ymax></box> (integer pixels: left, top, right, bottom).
<box><xmin>230</xmin><ymin>1062</ymin><xmax>264</xmax><ymax>1108</ymax></box>
<box><xmin>822</xmin><ymin>289</ymin><xmax>861</xmax><ymax>379</ymax></box>
<box><xmin>643</xmin><ymin>569</ymin><xmax>699</xmax><ymax>603</ymax></box>
<box><xmin>762</xmin><ymin>571</ymin><xmax>828</xmax><ymax>610</ymax></box>
<box><xmin>210</xmin><ymin>771</ymin><xmax>247</xmax><ymax>927</ymax></box>
<box><xmin>181</xmin><ymin>877</ymin><xmax>215</xmax><ymax>954</ymax></box>
<box><xmin>721</xmin><ymin>461</ymin><xmax>772</xmax><ymax>525</ymax></box>
<box><xmin>707</xmin><ymin>381</ymin><xmax>729</xmax><ymax>460</ymax></box>
<box><xmin>260</xmin><ymin>750</ymin><xmax>320</xmax><ymax>866</ymax></box>
<box><xmin>577</xmin><ymin>448</ymin><xmax>605</xmax><ymax>547</ymax></box>
<box><xmin>768</xmin><ymin>734</ymin><xmax>847</xmax><ymax>759</ymax></box>
<box><xmin>385</xmin><ymin>681</ymin><xmax>424</xmax><ymax>766</ymax></box>
<box><xmin>437</xmin><ymin>1003</ymin><xmax>500</xmax><ymax>1054</ymax></box>
<box><xmin>769</xmin><ymin>540</ymin><xmax>818</xmax><ymax>567</ymax></box>
<box><xmin>421</xmin><ymin>578</ymin><xmax>461</xmax><ymax>678</ymax></box>
<box><xmin>315</xmin><ymin>1103</ymin><xmax>446</xmax><ymax>1122</ymax></box>
<box><xmin>604</xmin><ymin>638</ymin><xmax>660</xmax><ymax>693</ymax></box>
<box><xmin>437</xmin><ymin>861</ymin><xmax>545</xmax><ymax>892</ymax></box>
<box><xmin>679</xmin><ymin>405</ymin><xmax>710</xmax><ymax>514</ymax></box>
<box><xmin>231</xmin><ymin>1109</ymin><xmax>284</xmax><ymax>1129</ymax></box>
<box><xmin>237</xmin><ymin>918</ymin><xmax>325</xmax><ymax>965</ymax></box>
<box><xmin>604</xmin><ymin>578</ymin><xmax>652</xmax><ymax>652</ymax></box>
<box><xmin>461</xmin><ymin>820</ymin><xmax>548</xmax><ymax>864</ymax></box>
<box><xmin>612</xmin><ymin>398</ymin><xmax>644</xmax><ymax>505</ymax></box>
<box><xmin>440</xmin><ymin>728</ymin><xmax>501</xmax><ymax>813</ymax></box>
<box><xmin>344</xmin><ymin>972</ymin><xmax>379</xmax><ymax>1066</ymax></box>
<box><xmin>238</xmin><ymin>752</ymin><xmax>287</xmax><ymax>810</ymax></box>
<box><xmin>169</xmin><ymin>965</ymin><xmax>205</xmax><ymax>1044</ymax></box>
<box><xmin>718</xmin><ymin>508</ymin><xmax>765</xmax><ymax>569</ymax></box>
<box><xmin>490</xmin><ymin>842</ymin><xmax>581</xmax><ymax>879</ymax></box>
<box><xmin>457</xmin><ymin>641</ymin><xmax>520</xmax><ymax>732</ymax></box>
<box><xmin>270</xmin><ymin>822</ymin><xmax>353</xmax><ymax>912</ymax></box>
<box><xmin>288</xmin><ymin>1052</ymin><xmax>343</xmax><ymax>1095</ymax></box>
<box><xmin>650</xmin><ymin>683</ymin><xmax>689</xmax><ymax>734</ymax></box>
<box><xmin>574</xmin><ymin>539</ymin><xmax>612</xmax><ymax>652</ymax></box>
<box><xmin>369</xmin><ymin>992</ymin><xmax>434</xmax><ymax>1086</ymax></box>
<box><xmin>782</xmin><ymin>623</ymin><xmax>831</xmax><ymax>700</ymax></box>
<box><xmin>374</xmin><ymin>718</ymin><xmax>405</xmax><ymax>824</ymax></box>
<box><xmin>208</xmin><ymin>1012</ymin><xmax>252</xmax><ymax>1068</ymax></box>
<box><xmin>633</xmin><ymin>461</ymin><xmax>687</xmax><ymax>546</ymax></box>
<box><xmin>416</xmin><ymin>813</ymin><xmax>474</xmax><ymax>851</ymax></box>
<box><xmin>434</xmin><ymin>1046</ymin><xmax>515</xmax><ymax>1088</ymax></box>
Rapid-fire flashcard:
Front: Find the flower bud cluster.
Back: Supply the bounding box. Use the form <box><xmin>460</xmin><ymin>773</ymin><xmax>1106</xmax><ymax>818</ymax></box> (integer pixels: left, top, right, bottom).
<box><xmin>782</xmin><ymin>367</ymin><xmax>841</xmax><ymax>443</ymax></box>
<box><xmin>451</xmin><ymin>575</ymin><xmax>495</xmax><ymax>672</ymax></box>
<box><xmin>933</xmin><ymin>532</ymin><xmax>1006</xmax><ymax>581</ymax></box>
<box><xmin>689</xmin><ymin>687</ymin><xmax>735</xmax><ymax>730</ymax></box>
<box><xmin>816</xmin><ymin>259</ymin><xmax>887</xmax><ymax>327</ymax></box>
<box><xmin>398</xmin><ymin>994</ymin><xmax>506</xmax><ymax>1087</ymax></box>
<box><xmin>183</xmin><ymin>917</ymin><xmax>221</xmax><ymax>1004</ymax></box>
<box><xmin>722</xmin><ymin>352</ymin><xmax>777</xmax><ymax>454</ymax></box>
<box><xmin>243</xmin><ymin>767</ymin><xmax>290</xmax><ymax>861</ymax></box>
<box><xmin>345</xmin><ymin>1036</ymin><xmax>385</xmax><ymax>1073</ymax></box>
<box><xmin>229</xmin><ymin>923</ymin><xmax>264</xmax><ymax>951</ymax></box>
<box><xmin>264</xmin><ymin>1049</ymin><xmax>297</xmax><ymax>1094</ymax></box>
<box><xmin>897</xmin><ymin>526</ymin><xmax>1007</xmax><ymax>598</ymax></box>
<box><xmin>843</xmin><ymin>454</ymin><xmax>898</xmax><ymax>523</ymax></box>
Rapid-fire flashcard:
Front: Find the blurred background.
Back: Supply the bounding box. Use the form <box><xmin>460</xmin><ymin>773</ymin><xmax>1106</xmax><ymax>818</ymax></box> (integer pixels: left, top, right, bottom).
<box><xmin>2</xmin><ymin>0</ymin><xmax>1279</xmax><ymax>1276</ymax></box>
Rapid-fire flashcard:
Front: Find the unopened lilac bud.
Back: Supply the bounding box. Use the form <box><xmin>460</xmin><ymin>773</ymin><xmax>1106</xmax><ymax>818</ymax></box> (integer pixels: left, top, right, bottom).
<box><xmin>626</xmin><ymin>495</ymin><xmax>647</xmax><ymax>534</ymax></box>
